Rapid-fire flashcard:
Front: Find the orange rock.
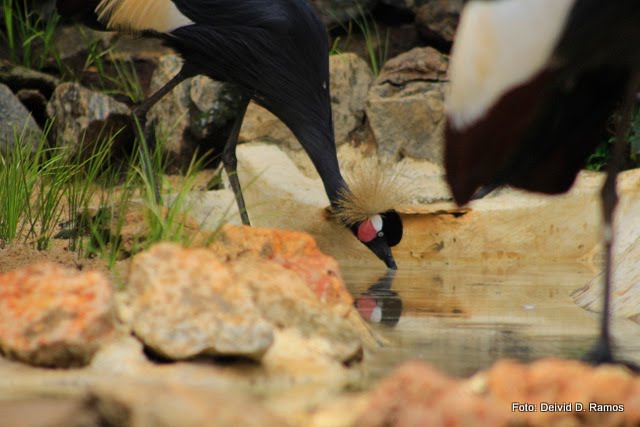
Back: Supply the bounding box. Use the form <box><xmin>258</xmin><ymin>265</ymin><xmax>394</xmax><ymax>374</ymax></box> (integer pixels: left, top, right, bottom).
<box><xmin>356</xmin><ymin>361</ymin><xmax>511</xmax><ymax>427</ymax></box>
<box><xmin>211</xmin><ymin>225</ymin><xmax>353</xmax><ymax>314</ymax></box>
<box><xmin>0</xmin><ymin>263</ymin><xmax>114</xmax><ymax>367</ymax></box>
<box><xmin>357</xmin><ymin>359</ymin><xmax>640</xmax><ymax>427</ymax></box>
<box><xmin>486</xmin><ymin>359</ymin><xmax>639</xmax><ymax>427</ymax></box>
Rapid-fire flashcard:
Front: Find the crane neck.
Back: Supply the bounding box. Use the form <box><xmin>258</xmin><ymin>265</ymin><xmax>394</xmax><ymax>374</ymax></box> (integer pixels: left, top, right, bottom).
<box><xmin>290</xmin><ymin>125</ymin><xmax>348</xmax><ymax>207</ymax></box>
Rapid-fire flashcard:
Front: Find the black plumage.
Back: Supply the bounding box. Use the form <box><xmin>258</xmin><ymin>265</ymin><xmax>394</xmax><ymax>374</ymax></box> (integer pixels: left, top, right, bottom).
<box><xmin>56</xmin><ymin>0</ymin><xmax>403</xmax><ymax>268</ymax></box>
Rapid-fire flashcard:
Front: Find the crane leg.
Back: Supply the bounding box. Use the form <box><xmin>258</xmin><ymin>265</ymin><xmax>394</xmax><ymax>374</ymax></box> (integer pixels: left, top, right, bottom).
<box><xmin>585</xmin><ymin>75</ymin><xmax>639</xmax><ymax>371</ymax></box>
<box><xmin>132</xmin><ymin>67</ymin><xmax>193</xmax><ymax>203</ymax></box>
<box><xmin>222</xmin><ymin>96</ymin><xmax>251</xmax><ymax>226</ymax></box>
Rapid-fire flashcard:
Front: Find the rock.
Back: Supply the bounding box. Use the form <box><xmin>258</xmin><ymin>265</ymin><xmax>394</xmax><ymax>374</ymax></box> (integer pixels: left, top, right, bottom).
<box><xmin>125</xmin><ymin>243</ymin><xmax>274</xmax><ymax>360</ymax></box>
<box><xmin>231</xmin><ymin>142</ymin><xmax>381</xmax><ymax>264</ymax></box>
<box><xmin>91</xmin><ymin>383</ymin><xmax>291</xmax><ymax>427</ymax></box>
<box><xmin>147</xmin><ymin>54</ymin><xmax>242</xmax><ymax>167</ymax></box>
<box><xmin>310</xmin><ymin>0</ymin><xmax>378</xmax><ymax>25</ymax></box>
<box><xmin>0</xmin><ymin>397</ymin><xmax>103</xmax><ymax>427</ymax></box>
<box><xmin>211</xmin><ymin>224</ymin><xmax>355</xmax><ymax>316</ymax></box>
<box><xmin>166</xmin><ymin>188</ymin><xmax>244</xmax><ymax>229</ymax></box>
<box><xmin>415</xmin><ymin>0</ymin><xmax>465</xmax><ymax>47</ymax></box>
<box><xmin>330</xmin><ymin>54</ymin><xmax>375</xmax><ymax>145</ymax></box>
<box><xmin>356</xmin><ymin>358</ymin><xmax>640</xmax><ymax>427</ymax></box>
<box><xmin>53</xmin><ymin>26</ymin><xmax>116</xmax><ymax>63</ymax></box>
<box><xmin>355</xmin><ymin>361</ymin><xmax>510</xmax><ymax>427</ymax></box>
<box><xmin>573</xmin><ymin>233</ymin><xmax>640</xmax><ymax>321</ymax></box>
<box><xmin>120</xmin><ymin>225</ymin><xmax>366</xmax><ymax>381</ymax></box>
<box><xmin>482</xmin><ymin>358</ymin><xmax>640</xmax><ymax>426</ymax></box>
<box><xmin>46</xmin><ymin>82</ymin><xmax>132</xmax><ymax>153</ymax></box>
<box><xmin>0</xmin><ymin>60</ymin><xmax>60</xmax><ymax>98</ymax></box>
<box><xmin>376</xmin><ymin>46</ymin><xmax>448</xmax><ymax>86</ymax></box>
<box><xmin>378</xmin><ymin>0</ymin><xmax>414</xmax><ymax>11</ymax></box>
<box><xmin>0</xmin><ymin>83</ymin><xmax>43</xmax><ymax>154</ymax></box>
<box><xmin>240</xmin><ymin>54</ymin><xmax>373</xmax><ymax>149</ymax></box>
<box><xmin>0</xmin><ymin>382</ymin><xmax>290</xmax><ymax>427</ymax></box>
<box><xmin>0</xmin><ymin>263</ymin><xmax>114</xmax><ymax>368</ymax></box>
<box><xmin>211</xmin><ymin>226</ymin><xmax>366</xmax><ymax>383</ymax></box>
<box><xmin>147</xmin><ymin>55</ymin><xmax>192</xmax><ymax>159</ymax></box>
<box><xmin>572</xmin><ymin>169</ymin><xmax>640</xmax><ymax>323</ymax></box>
<box><xmin>189</xmin><ymin>75</ymin><xmax>242</xmax><ymax>139</ymax></box>
<box><xmin>227</xmin><ymin>142</ymin><xmax>640</xmax><ymax>268</ymax></box>
<box><xmin>366</xmin><ymin>47</ymin><xmax>448</xmax><ymax>162</ymax></box>
<box><xmin>16</xmin><ymin>88</ymin><xmax>48</xmax><ymax>125</ymax></box>
<box><xmin>238</xmin><ymin>102</ymin><xmax>296</xmax><ymax>148</ymax></box>
<box><xmin>233</xmin><ymin>258</ymin><xmax>362</xmax><ymax>366</ymax></box>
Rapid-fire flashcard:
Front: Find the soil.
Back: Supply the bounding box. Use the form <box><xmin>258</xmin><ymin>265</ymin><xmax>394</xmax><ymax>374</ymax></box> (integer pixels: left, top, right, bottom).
<box><xmin>0</xmin><ymin>240</ymin><xmax>129</xmax><ymax>283</ymax></box>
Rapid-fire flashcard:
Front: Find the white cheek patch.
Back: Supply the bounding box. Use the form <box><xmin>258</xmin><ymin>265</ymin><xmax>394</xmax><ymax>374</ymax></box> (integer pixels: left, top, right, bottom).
<box><xmin>371</xmin><ymin>214</ymin><xmax>383</xmax><ymax>232</ymax></box>
<box><xmin>370</xmin><ymin>305</ymin><xmax>383</xmax><ymax>323</ymax></box>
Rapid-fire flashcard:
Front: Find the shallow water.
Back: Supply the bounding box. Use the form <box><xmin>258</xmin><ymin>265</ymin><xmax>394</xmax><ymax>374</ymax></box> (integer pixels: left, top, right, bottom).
<box><xmin>342</xmin><ymin>263</ymin><xmax>640</xmax><ymax>381</ymax></box>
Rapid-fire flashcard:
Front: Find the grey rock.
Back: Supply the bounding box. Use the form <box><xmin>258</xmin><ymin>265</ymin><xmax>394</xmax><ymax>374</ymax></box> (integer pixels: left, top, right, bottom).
<box><xmin>46</xmin><ymin>82</ymin><xmax>131</xmax><ymax>152</ymax></box>
<box><xmin>0</xmin><ymin>83</ymin><xmax>43</xmax><ymax>154</ymax></box>
<box><xmin>125</xmin><ymin>243</ymin><xmax>274</xmax><ymax>360</ymax></box>
<box><xmin>366</xmin><ymin>47</ymin><xmax>449</xmax><ymax>163</ymax></box>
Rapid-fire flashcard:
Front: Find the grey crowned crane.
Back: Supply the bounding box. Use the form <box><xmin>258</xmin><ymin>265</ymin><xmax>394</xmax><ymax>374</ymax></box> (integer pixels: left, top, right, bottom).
<box><xmin>445</xmin><ymin>0</ymin><xmax>640</xmax><ymax>367</ymax></box>
<box><xmin>55</xmin><ymin>0</ymin><xmax>404</xmax><ymax>269</ymax></box>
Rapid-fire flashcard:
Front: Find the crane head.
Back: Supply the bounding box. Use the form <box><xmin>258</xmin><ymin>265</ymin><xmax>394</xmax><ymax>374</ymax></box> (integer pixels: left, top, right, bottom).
<box><xmin>349</xmin><ymin>211</ymin><xmax>403</xmax><ymax>269</ymax></box>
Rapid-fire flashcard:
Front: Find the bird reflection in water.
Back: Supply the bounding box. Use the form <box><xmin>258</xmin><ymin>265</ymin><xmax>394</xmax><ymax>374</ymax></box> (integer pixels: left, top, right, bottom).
<box><xmin>354</xmin><ymin>270</ymin><xmax>403</xmax><ymax>327</ymax></box>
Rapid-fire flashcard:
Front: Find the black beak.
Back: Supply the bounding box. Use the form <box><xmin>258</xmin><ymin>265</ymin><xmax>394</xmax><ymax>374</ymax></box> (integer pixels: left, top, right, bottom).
<box><xmin>365</xmin><ymin>240</ymin><xmax>398</xmax><ymax>270</ymax></box>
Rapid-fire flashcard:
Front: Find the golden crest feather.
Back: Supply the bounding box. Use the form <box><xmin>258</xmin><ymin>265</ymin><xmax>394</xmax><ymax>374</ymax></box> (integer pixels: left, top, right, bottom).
<box><xmin>96</xmin><ymin>0</ymin><xmax>194</xmax><ymax>33</ymax></box>
<box><xmin>334</xmin><ymin>159</ymin><xmax>411</xmax><ymax>225</ymax></box>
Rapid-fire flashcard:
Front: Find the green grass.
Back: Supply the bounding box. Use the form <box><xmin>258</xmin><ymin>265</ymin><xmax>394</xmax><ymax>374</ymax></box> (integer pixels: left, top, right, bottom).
<box><xmin>81</xmin><ymin>32</ymin><xmax>145</xmax><ymax>104</ymax></box>
<box><xmin>586</xmin><ymin>106</ymin><xmax>640</xmax><ymax>171</ymax></box>
<box><xmin>0</xmin><ymin>126</ymin><xmax>42</xmax><ymax>244</ymax></box>
<box><xmin>330</xmin><ymin>5</ymin><xmax>390</xmax><ymax>77</ymax></box>
<box><xmin>0</xmin><ymin>115</ymin><xmax>223</xmax><ymax>270</ymax></box>
<box><xmin>0</xmin><ymin>0</ymin><xmax>61</xmax><ymax>69</ymax></box>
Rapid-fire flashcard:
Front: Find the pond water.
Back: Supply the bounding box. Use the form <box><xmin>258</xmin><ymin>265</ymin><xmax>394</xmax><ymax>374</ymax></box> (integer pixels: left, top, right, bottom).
<box><xmin>342</xmin><ymin>262</ymin><xmax>640</xmax><ymax>382</ymax></box>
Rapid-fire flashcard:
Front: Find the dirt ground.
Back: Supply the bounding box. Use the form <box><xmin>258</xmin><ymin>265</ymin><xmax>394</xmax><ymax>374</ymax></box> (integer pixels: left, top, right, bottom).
<box><xmin>0</xmin><ymin>240</ymin><xmax>129</xmax><ymax>282</ymax></box>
